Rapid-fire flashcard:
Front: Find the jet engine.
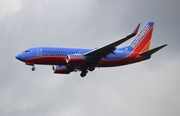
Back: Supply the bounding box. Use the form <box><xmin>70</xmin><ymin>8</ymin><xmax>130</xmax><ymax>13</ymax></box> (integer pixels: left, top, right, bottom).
<box><xmin>66</xmin><ymin>54</ymin><xmax>86</xmax><ymax>66</ymax></box>
<box><xmin>53</xmin><ymin>65</ymin><xmax>71</xmax><ymax>74</ymax></box>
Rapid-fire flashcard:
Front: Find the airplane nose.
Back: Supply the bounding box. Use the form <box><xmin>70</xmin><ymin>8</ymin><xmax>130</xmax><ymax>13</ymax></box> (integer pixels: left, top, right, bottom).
<box><xmin>15</xmin><ymin>54</ymin><xmax>23</xmax><ymax>61</ymax></box>
<box><xmin>15</xmin><ymin>54</ymin><xmax>20</xmax><ymax>60</ymax></box>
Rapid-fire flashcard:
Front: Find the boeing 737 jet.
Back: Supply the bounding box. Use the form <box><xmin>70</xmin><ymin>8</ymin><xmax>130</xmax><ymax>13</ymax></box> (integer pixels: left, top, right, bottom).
<box><xmin>15</xmin><ymin>22</ymin><xmax>167</xmax><ymax>77</ymax></box>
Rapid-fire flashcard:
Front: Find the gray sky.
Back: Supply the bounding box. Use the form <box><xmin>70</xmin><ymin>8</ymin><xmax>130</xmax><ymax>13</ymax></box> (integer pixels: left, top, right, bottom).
<box><xmin>0</xmin><ymin>0</ymin><xmax>180</xmax><ymax>116</ymax></box>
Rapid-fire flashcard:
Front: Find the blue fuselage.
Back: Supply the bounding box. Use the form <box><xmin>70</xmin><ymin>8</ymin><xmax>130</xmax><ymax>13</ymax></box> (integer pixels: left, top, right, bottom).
<box><xmin>16</xmin><ymin>47</ymin><xmax>140</xmax><ymax>67</ymax></box>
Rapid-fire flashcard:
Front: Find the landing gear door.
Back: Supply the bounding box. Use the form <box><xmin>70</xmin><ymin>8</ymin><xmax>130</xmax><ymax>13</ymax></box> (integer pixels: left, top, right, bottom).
<box><xmin>36</xmin><ymin>48</ymin><xmax>42</xmax><ymax>56</ymax></box>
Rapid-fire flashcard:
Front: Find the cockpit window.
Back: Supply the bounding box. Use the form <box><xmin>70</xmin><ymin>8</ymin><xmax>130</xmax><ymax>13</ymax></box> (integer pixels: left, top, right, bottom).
<box><xmin>23</xmin><ymin>50</ymin><xmax>30</xmax><ymax>52</ymax></box>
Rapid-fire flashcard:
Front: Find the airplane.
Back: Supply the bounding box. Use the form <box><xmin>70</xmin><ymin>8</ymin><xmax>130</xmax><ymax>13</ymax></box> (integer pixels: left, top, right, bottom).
<box><xmin>15</xmin><ymin>22</ymin><xmax>167</xmax><ymax>77</ymax></box>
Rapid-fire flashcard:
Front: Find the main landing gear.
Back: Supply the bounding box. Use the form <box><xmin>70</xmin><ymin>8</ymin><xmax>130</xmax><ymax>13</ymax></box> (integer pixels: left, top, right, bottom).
<box><xmin>80</xmin><ymin>70</ymin><xmax>88</xmax><ymax>77</ymax></box>
<box><xmin>80</xmin><ymin>66</ymin><xmax>95</xmax><ymax>77</ymax></box>
<box><xmin>89</xmin><ymin>66</ymin><xmax>95</xmax><ymax>71</ymax></box>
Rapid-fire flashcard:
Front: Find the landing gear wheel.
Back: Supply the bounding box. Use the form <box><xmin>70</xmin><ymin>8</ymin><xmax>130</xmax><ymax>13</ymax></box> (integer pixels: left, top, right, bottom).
<box><xmin>80</xmin><ymin>72</ymin><xmax>87</xmax><ymax>77</ymax></box>
<box><xmin>32</xmin><ymin>66</ymin><xmax>35</xmax><ymax>71</ymax></box>
<box><xmin>89</xmin><ymin>67</ymin><xmax>95</xmax><ymax>71</ymax></box>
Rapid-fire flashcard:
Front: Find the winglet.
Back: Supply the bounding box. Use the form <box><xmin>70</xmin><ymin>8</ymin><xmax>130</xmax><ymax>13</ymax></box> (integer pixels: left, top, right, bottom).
<box><xmin>140</xmin><ymin>44</ymin><xmax>168</xmax><ymax>56</ymax></box>
<box><xmin>132</xmin><ymin>23</ymin><xmax>140</xmax><ymax>36</ymax></box>
<box><xmin>84</xmin><ymin>23</ymin><xmax>141</xmax><ymax>57</ymax></box>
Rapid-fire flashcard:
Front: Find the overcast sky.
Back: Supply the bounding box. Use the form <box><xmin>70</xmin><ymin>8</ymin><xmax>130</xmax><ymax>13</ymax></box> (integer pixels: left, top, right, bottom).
<box><xmin>0</xmin><ymin>0</ymin><xmax>180</xmax><ymax>116</ymax></box>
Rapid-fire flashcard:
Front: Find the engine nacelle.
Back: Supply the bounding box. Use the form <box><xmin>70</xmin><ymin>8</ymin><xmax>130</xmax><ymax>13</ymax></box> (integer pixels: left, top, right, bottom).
<box><xmin>66</xmin><ymin>54</ymin><xmax>86</xmax><ymax>66</ymax></box>
<box><xmin>53</xmin><ymin>65</ymin><xmax>71</xmax><ymax>74</ymax></box>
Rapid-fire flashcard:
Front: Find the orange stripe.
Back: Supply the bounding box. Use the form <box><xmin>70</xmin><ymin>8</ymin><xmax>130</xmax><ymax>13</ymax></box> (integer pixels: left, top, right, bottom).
<box><xmin>129</xmin><ymin>26</ymin><xmax>154</xmax><ymax>63</ymax></box>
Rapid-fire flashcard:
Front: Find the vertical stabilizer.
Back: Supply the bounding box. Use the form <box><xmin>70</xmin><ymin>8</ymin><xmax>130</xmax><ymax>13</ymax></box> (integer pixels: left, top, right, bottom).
<box><xmin>128</xmin><ymin>22</ymin><xmax>154</xmax><ymax>53</ymax></box>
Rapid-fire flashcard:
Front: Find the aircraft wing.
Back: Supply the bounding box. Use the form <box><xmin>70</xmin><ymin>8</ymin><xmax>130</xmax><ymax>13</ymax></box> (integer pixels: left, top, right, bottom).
<box><xmin>84</xmin><ymin>23</ymin><xmax>140</xmax><ymax>60</ymax></box>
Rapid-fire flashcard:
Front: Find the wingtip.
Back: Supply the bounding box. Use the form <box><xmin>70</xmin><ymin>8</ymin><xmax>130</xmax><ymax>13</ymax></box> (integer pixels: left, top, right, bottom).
<box><xmin>133</xmin><ymin>23</ymin><xmax>140</xmax><ymax>35</ymax></box>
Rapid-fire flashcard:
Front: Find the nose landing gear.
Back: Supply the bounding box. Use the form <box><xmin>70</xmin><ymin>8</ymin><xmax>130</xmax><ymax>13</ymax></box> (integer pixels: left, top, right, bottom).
<box><xmin>25</xmin><ymin>62</ymin><xmax>35</xmax><ymax>71</ymax></box>
<box><xmin>32</xmin><ymin>66</ymin><xmax>35</xmax><ymax>71</ymax></box>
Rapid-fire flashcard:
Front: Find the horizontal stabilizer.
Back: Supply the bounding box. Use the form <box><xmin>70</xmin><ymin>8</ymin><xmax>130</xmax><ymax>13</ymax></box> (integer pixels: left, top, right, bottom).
<box><xmin>140</xmin><ymin>44</ymin><xmax>168</xmax><ymax>56</ymax></box>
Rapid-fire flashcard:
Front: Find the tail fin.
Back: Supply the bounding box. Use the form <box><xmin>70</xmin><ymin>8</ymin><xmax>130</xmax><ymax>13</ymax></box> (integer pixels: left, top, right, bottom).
<box><xmin>128</xmin><ymin>22</ymin><xmax>154</xmax><ymax>53</ymax></box>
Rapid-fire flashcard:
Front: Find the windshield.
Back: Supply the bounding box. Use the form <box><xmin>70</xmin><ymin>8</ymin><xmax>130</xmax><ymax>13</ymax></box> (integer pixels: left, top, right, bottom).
<box><xmin>23</xmin><ymin>50</ymin><xmax>30</xmax><ymax>52</ymax></box>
